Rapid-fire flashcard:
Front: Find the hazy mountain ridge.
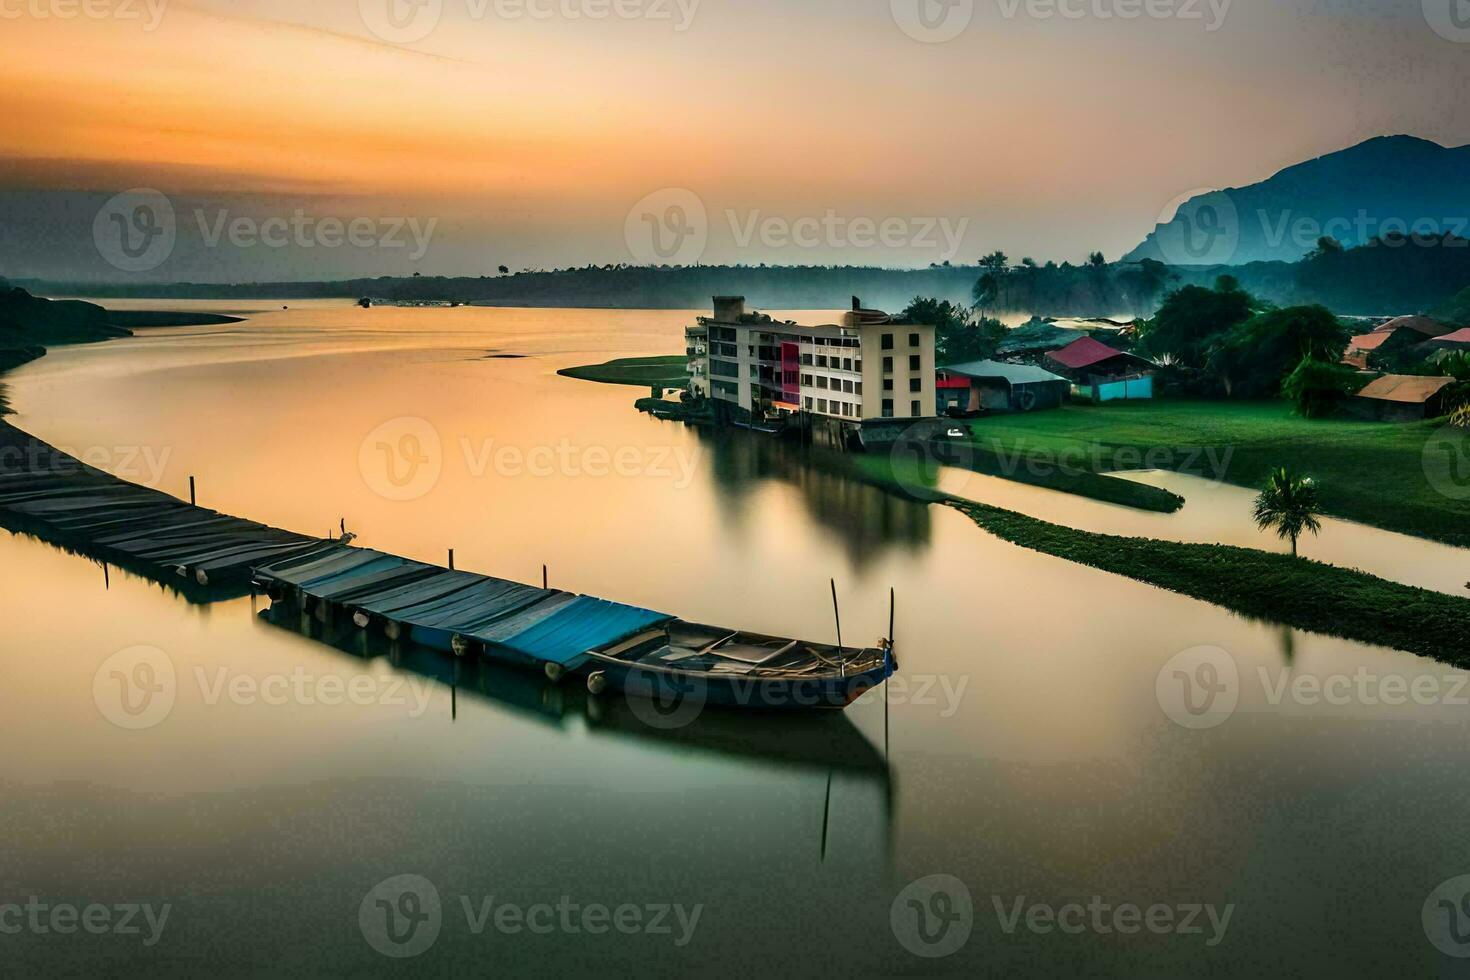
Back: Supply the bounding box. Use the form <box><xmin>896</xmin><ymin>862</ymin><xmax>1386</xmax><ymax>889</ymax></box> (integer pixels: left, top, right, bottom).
<box><xmin>1126</xmin><ymin>136</ymin><xmax>1470</xmax><ymax>265</ymax></box>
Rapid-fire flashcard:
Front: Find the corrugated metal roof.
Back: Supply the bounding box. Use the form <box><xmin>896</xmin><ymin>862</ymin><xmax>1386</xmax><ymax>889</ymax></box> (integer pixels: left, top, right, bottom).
<box><xmin>1046</xmin><ymin>336</ymin><xmax>1128</xmax><ymax>370</ymax></box>
<box><xmin>941</xmin><ymin>359</ymin><xmax>1068</xmax><ymax>385</ymax></box>
<box><xmin>1354</xmin><ymin>374</ymin><xmax>1456</xmax><ymax>404</ymax></box>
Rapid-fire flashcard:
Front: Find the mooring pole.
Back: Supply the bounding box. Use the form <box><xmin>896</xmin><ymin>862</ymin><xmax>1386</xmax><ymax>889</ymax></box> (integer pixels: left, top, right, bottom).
<box><xmin>886</xmin><ymin>586</ymin><xmax>894</xmax><ymax>758</ymax></box>
<box><xmin>830</xmin><ymin>579</ymin><xmax>844</xmax><ymax>675</ymax></box>
<box><xmin>103</xmin><ymin>563</ymin><xmax>110</xmax><ymax>590</ymax></box>
<box><xmin>543</xmin><ymin>564</ymin><xmax>548</xmax><ymax>590</ymax></box>
<box><xmin>189</xmin><ymin>476</ymin><xmax>196</xmax><ymax>506</ymax></box>
<box><xmin>448</xmin><ymin>549</ymin><xmax>455</xmax><ymax>571</ymax></box>
<box><xmin>819</xmin><ymin>769</ymin><xmax>833</xmax><ymax>862</ymax></box>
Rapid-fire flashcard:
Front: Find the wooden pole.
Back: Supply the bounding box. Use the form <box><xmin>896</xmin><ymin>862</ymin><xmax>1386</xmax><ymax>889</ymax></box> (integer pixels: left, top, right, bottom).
<box><xmin>819</xmin><ymin>769</ymin><xmax>833</xmax><ymax>862</ymax></box>
<box><xmin>103</xmin><ymin>563</ymin><xmax>110</xmax><ymax>590</ymax></box>
<box><xmin>886</xmin><ymin>587</ymin><xmax>894</xmax><ymax>758</ymax></box>
<box><xmin>543</xmin><ymin>564</ymin><xmax>548</xmax><ymax>590</ymax></box>
<box><xmin>189</xmin><ymin>476</ymin><xmax>196</xmax><ymax>506</ymax></box>
<box><xmin>448</xmin><ymin>549</ymin><xmax>455</xmax><ymax>571</ymax></box>
<box><xmin>830</xmin><ymin>579</ymin><xmax>844</xmax><ymax>675</ymax></box>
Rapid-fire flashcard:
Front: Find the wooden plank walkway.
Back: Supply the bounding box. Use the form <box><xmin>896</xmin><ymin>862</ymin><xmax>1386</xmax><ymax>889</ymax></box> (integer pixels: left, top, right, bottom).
<box><xmin>0</xmin><ymin>421</ymin><xmax>335</xmax><ymax>594</ymax></box>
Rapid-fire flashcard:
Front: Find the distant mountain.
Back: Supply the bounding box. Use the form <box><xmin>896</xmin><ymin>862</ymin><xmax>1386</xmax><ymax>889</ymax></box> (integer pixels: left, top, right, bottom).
<box><xmin>1125</xmin><ymin>136</ymin><xmax>1470</xmax><ymax>266</ymax></box>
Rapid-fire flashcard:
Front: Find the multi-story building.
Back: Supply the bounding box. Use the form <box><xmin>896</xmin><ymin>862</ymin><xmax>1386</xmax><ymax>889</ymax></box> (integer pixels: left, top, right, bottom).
<box><xmin>688</xmin><ymin>296</ymin><xmax>936</xmax><ymax>429</ymax></box>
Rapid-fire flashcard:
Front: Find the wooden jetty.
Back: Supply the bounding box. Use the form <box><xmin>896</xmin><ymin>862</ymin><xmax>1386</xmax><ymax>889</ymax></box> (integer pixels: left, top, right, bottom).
<box><xmin>0</xmin><ymin>422</ymin><xmax>333</xmax><ymax>595</ymax></box>
<box><xmin>1</xmin><ymin>421</ymin><xmax>896</xmax><ymax>711</ymax></box>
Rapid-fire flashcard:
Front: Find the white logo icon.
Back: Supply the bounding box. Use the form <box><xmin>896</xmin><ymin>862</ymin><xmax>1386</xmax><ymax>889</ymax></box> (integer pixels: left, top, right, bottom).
<box><xmin>891</xmin><ymin>0</ymin><xmax>975</xmax><ymax>43</ymax></box>
<box><xmin>93</xmin><ymin>189</ymin><xmax>176</xmax><ymax>273</ymax></box>
<box><xmin>891</xmin><ymin>874</ymin><xmax>973</xmax><ymax>958</ymax></box>
<box><xmin>93</xmin><ymin>646</ymin><xmax>177</xmax><ymax>730</ymax></box>
<box><xmin>360</xmin><ymin>0</ymin><xmax>444</xmax><ymax>44</ymax></box>
<box><xmin>625</xmin><ymin>189</ymin><xmax>708</xmax><ymax>266</ymax></box>
<box><xmin>1156</xmin><ymin>645</ymin><xmax>1239</xmax><ymax>730</ymax></box>
<box><xmin>359</xmin><ymin>874</ymin><xmax>442</xmax><ymax>958</ymax></box>
<box><xmin>359</xmin><ymin>417</ymin><xmax>443</xmax><ymax>502</ymax></box>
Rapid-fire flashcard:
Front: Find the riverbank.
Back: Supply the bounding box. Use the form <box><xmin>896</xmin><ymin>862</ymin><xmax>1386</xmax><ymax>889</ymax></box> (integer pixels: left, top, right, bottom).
<box><xmin>947</xmin><ymin>498</ymin><xmax>1470</xmax><ymax>664</ymax></box>
<box><xmin>960</xmin><ymin>401</ymin><xmax>1470</xmax><ymax>548</ymax></box>
<box><xmin>558</xmin><ymin>356</ymin><xmax>689</xmax><ymax>388</ymax></box>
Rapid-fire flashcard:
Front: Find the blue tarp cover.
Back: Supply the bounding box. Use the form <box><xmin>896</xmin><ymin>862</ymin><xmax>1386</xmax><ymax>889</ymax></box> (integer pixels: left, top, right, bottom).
<box><xmin>487</xmin><ymin>595</ymin><xmax>674</xmax><ymax>667</ymax></box>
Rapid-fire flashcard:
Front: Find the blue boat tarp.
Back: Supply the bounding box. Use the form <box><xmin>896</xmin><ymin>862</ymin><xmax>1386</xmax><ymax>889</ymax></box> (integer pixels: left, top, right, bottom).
<box><xmin>484</xmin><ymin>595</ymin><xmax>674</xmax><ymax>669</ymax></box>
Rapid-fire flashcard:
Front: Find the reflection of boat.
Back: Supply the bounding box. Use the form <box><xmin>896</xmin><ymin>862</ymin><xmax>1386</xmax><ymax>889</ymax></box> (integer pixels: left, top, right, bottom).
<box><xmin>254</xmin><ymin>546</ymin><xmax>897</xmax><ymax>713</ymax></box>
<box><xmin>255</xmin><ymin>602</ymin><xmax>892</xmax><ymax>777</ymax></box>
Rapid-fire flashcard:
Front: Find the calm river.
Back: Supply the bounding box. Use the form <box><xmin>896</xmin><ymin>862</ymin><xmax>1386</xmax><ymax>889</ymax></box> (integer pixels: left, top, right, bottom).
<box><xmin>3</xmin><ymin>303</ymin><xmax>1469</xmax><ymax>976</ymax></box>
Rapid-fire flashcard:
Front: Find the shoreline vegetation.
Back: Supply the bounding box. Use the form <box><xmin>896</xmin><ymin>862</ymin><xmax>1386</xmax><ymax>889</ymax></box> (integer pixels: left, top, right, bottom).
<box><xmin>945</xmin><ymin>498</ymin><xmax>1470</xmax><ymax>664</ymax></box>
<box><xmin>956</xmin><ymin>401</ymin><xmax>1470</xmax><ymax>549</ymax></box>
<box><xmin>557</xmin><ymin>356</ymin><xmax>689</xmax><ymax>388</ymax></box>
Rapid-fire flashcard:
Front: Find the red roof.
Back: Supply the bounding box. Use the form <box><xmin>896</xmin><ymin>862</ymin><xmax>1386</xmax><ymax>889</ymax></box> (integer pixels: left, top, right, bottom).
<box><xmin>1433</xmin><ymin>327</ymin><xmax>1470</xmax><ymax>345</ymax></box>
<box><xmin>1375</xmin><ymin>315</ymin><xmax>1451</xmax><ymax>338</ymax></box>
<box><xmin>1046</xmin><ymin>336</ymin><xmax>1128</xmax><ymax>370</ymax></box>
<box><xmin>1349</xmin><ymin>332</ymin><xmax>1393</xmax><ymax>351</ymax></box>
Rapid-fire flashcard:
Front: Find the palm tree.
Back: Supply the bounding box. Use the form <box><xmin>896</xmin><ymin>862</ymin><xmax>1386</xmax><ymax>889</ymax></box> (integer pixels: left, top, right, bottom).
<box><xmin>1253</xmin><ymin>467</ymin><xmax>1323</xmax><ymax>557</ymax></box>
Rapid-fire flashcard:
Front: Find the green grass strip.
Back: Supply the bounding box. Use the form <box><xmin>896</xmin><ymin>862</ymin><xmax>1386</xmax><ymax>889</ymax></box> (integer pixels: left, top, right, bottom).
<box><xmin>947</xmin><ymin>498</ymin><xmax>1470</xmax><ymax>663</ymax></box>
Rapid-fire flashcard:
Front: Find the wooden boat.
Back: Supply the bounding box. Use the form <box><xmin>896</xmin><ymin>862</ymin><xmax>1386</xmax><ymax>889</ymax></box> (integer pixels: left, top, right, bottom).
<box><xmin>580</xmin><ymin>621</ymin><xmax>896</xmax><ymax>712</ymax></box>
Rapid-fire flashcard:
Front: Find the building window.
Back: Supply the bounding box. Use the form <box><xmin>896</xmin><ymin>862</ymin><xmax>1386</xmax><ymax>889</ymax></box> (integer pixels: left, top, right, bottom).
<box><xmin>881</xmin><ymin>334</ymin><xmax>894</xmax><ymax>351</ymax></box>
<box><xmin>883</xmin><ymin>379</ymin><xmax>893</xmax><ymax>392</ymax></box>
<box><xmin>800</xmin><ymin>373</ymin><xmax>813</xmax><ymax>386</ymax></box>
<box><xmin>911</xmin><ymin>400</ymin><xmax>921</xmax><ymax>416</ymax></box>
<box><xmin>910</xmin><ymin>378</ymin><xmax>922</xmax><ymax>393</ymax></box>
<box><xmin>882</xmin><ymin>398</ymin><xmax>894</xmax><ymax>418</ymax></box>
<box><xmin>843</xmin><ymin>358</ymin><xmax>853</xmax><ymax>371</ymax></box>
<box><xmin>816</xmin><ymin>355</ymin><xmax>828</xmax><ymax>368</ymax></box>
<box><xmin>816</xmin><ymin>376</ymin><xmax>828</xmax><ymax>389</ymax></box>
<box><xmin>842</xmin><ymin>379</ymin><xmax>854</xmax><ymax>394</ymax></box>
<box><xmin>909</xmin><ymin>355</ymin><xmax>921</xmax><ymax>371</ymax></box>
<box><xmin>805</xmin><ymin>396</ymin><xmax>813</xmax><ymax>410</ymax></box>
<box><xmin>855</xmin><ymin>382</ymin><xmax>863</xmax><ymax>396</ymax></box>
<box><xmin>817</xmin><ymin>398</ymin><xmax>828</xmax><ymax>413</ymax></box>
<box><xmin>710</xmin><ymin>359</ymin><xmax>739</xmax><ymax>378</ymax></box>
<box><xmin>842</xmin><ymin>403</ymin><xmax>852</xmax><ymax>417</ymax></box>
<box><xmin>909</xmin><ymin>333</ymin><xmax>920</xmax><ymax>347</ymax></box>
<box><xmin>883</xmin><ymin>356</ymin><xmax>893</xmax><ymax>373</ymax></box>
<box><xmin>801</xmin><ymin>353</ymin><xmax>813</xmax><ymax>366</ymax></box>
<box><xmin>855</xmin><ymin>359</ymin><xmax>863</xmax><ymax>372</ymax></box>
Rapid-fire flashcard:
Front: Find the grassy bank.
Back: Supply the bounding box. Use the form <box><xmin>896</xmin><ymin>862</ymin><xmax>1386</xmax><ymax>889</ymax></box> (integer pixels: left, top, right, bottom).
<box><xmin>559</xmin><ymin>356</ymin><xmax>689</xmax><ymax>388</ymax></box>
<box><xmin>948</xmin><ymin>498</ymin><xmax>1470</xmax><ymax>663</ymax></box>
<box><xmin>960</xmin><ymin>400</ymin><xmax>1470</xmax><ymax>547</ymax></box>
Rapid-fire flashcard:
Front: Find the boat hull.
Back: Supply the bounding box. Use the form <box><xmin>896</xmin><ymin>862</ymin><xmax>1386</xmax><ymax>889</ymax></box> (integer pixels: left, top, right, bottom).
<box><xmin>587</xmin><ymin>656</ymin><xmax>896</xmax><ymax>712</ymax></box>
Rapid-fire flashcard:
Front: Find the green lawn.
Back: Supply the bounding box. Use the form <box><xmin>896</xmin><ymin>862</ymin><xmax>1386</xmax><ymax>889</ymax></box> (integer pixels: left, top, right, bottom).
<box><xmin>958</xmin><ymin>400</ymin><xmax>1470</xmax><ymax>547</ymax></box>
<box><xmin>558</xmin><ymin>356</ymin><xmax>689</xmax><ymax>388</ymax></box>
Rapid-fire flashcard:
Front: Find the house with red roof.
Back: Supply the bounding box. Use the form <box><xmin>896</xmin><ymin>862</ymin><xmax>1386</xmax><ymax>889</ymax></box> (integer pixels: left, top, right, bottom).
<box><xmin>1043</xmin><ymin>337</ymin><xmax>1157</xmax><ymax>401</ymax></box>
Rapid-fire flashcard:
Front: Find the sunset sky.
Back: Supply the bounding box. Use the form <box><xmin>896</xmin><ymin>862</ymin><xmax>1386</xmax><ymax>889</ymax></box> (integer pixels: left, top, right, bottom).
<box><xmin>2</xmin><ymin>0</ymin><xmax>1469</xmax><ymax>280</ymax></box>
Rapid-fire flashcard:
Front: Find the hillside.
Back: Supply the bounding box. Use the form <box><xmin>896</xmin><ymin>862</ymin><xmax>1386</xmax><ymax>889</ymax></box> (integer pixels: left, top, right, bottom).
<box><xmin>1126</xmin><ymin>135</ymin><xmax>1470</xmax><ymax>265</ymax></box>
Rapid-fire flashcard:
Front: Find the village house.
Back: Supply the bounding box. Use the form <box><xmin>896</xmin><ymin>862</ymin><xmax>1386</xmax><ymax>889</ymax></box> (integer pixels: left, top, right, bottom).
<box><xmin>936</xmin><ymin>359</ymin><xmax>1070</xmax><ymax>415</ymax></box>
<box><xmin>1349</xmin><ymin>374</ymin><xmax>1458</xmax><ymax>422</ymax></box>
<box><xmin>1043</xmin><ymin>336</ymin><xmax>1156</xmax><ymax>401</ymax></box>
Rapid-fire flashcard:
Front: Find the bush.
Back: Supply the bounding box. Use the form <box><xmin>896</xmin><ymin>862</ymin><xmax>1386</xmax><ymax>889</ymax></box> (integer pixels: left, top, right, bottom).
<box><xmin>1280</xmin><ymin>356</ymin><xmax>1363</xmax><ymax>418</ymax></box>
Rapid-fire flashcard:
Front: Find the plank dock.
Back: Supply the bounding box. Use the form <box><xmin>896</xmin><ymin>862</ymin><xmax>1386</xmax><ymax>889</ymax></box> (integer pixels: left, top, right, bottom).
<box><xmin>0</xmin><ymin>421</ymin><xmax>673</xmax><ymax>668</ymax></box>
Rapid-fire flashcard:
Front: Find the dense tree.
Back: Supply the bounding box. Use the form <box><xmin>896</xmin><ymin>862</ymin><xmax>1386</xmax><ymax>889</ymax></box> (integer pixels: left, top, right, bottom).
<box><xmin>1281</xmin><ymin>356</ymin><xmax>1363</xmax><ymax>418</ymax></box>
<box><xmin>1136</xmin><ymin>276</ymin><xmax>1257</xmax><ymax>371</ymax></box>
<box><xmin>899</xmin><ymin>297</ymin><xmax>1005</xmax><ymax>365</ymax></box>
<box><xmin>1209</xmin><ymin>305</ymin><xmax>1350</xmax><ymax>397</ymax></box>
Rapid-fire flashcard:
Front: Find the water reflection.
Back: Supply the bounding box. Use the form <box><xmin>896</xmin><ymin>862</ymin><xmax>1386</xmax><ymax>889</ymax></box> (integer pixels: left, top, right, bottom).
<box><xmin>699</xmin><ymin>427</ymin><xmax>931</xmax><ymax>569</ymax></box>
<box><xmin>256</xmin><ymin>599</ymin><xmax>895</xmax><ymax>784</ymax></box>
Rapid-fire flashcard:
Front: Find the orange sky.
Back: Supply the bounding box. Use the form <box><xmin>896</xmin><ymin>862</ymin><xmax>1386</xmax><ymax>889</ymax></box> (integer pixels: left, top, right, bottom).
<box><xmin>2</xmin><ymin>0</ymin><xmax>1468</xmax><ymax>278</ymax></box>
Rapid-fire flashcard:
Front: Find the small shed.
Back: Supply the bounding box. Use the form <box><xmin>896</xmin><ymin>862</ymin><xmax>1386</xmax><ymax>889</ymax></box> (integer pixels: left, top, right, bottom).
<box><xmin>1045</xmin><ymin>337</ymin><xmax>1156</xmax><ymax>401</ymax></box>
<box><xmin>1350</xmin><ymin>374</ymin><xmax>1457</xmax><ymax>421</ymax></box>
<box><xmin>937</xmin><ymin>359</ymin><xmax>1070</xmax><ymax>414</ymax></box>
